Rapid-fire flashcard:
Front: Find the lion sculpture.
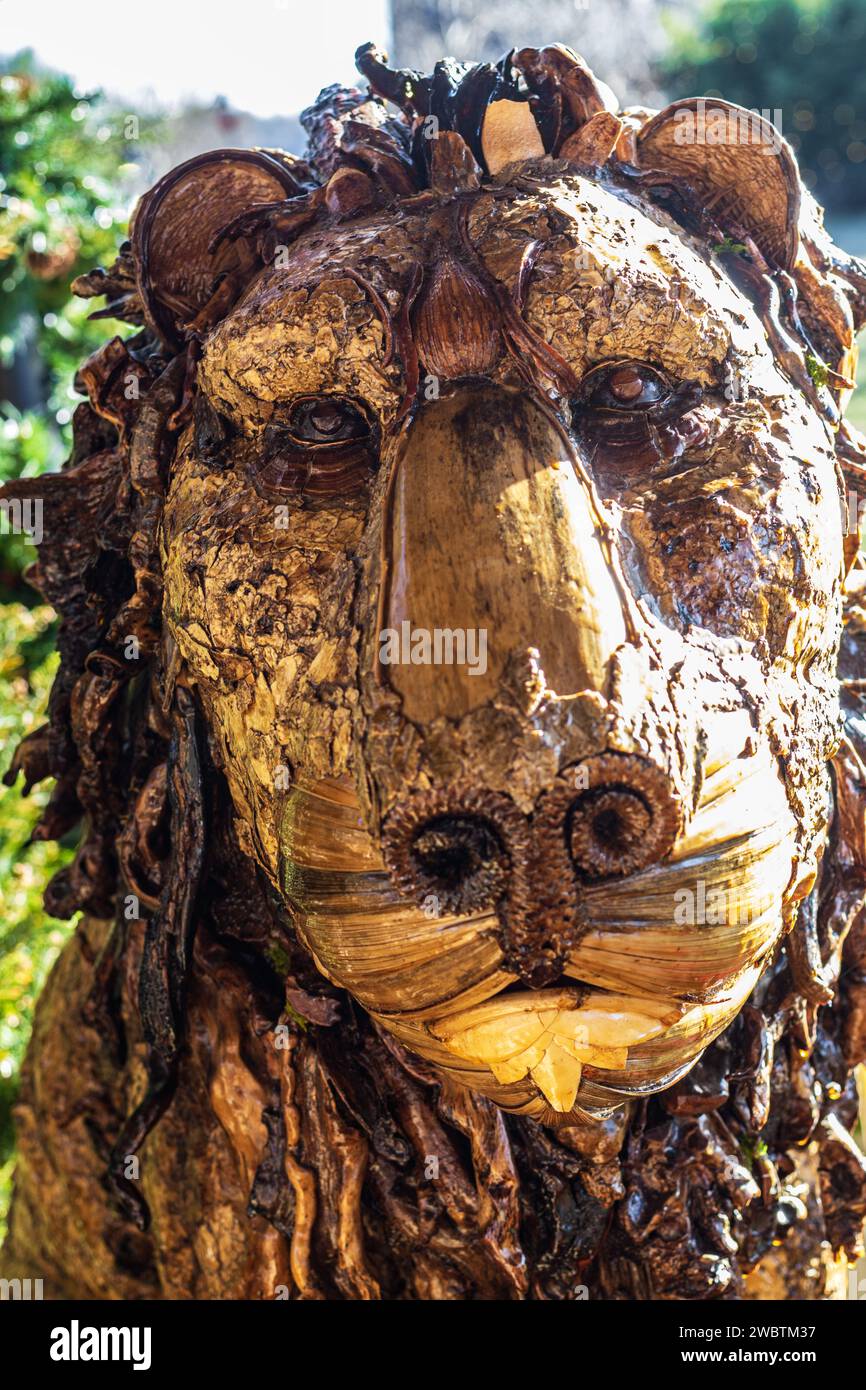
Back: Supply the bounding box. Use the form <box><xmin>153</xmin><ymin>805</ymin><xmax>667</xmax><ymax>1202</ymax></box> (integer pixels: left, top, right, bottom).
<box><xmin>3</xmin><ymin>41</ymin><xmax>866</xmax><ymax>1301</ymax></box>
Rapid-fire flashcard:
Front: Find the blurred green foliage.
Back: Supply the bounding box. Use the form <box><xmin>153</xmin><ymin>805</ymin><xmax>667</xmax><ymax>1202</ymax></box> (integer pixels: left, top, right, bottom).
<box><xmin>847</xmin><ymin>373</ymin><xmax>866</xmax><ymax>433</ymax></box>
<box><xmin>0</xmin><ymin>54</ymin><xmax>155</xmax><ymax>1237</ymax></box>
<box><xmin>662</xmin><ymin>0</ymin><xmax>866</xmax><ymax>210</ymax></box>
<box><xmin>0</xmin><ymin>601</ymin><xmax>69</xmax><ymax>1240</ymax></box>
<box><xmin>0</xmin><ymin>52</ymin><xmax>142</xmax><ymax>428</ymax></box>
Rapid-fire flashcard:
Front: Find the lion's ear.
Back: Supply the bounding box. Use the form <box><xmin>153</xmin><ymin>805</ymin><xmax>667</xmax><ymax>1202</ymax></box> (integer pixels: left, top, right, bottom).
<box><xmin>131</xmin><ymin>148</ymin><xmax>309</xmax><ymax>348</ymax></box>
<box><xmin>636</xmin><ymin>98</ymin><xmax>800</xmax><ymax>271</ymax></box>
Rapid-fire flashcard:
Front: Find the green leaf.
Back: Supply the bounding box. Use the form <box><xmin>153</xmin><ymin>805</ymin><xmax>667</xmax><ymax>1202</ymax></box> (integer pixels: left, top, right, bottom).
<box><xmin>806</xmin><ymin>351</ymin><xmax>830</xmax><ymax>389</ymax></box>
<box><xmin>712</xmin><ymin>236</ymin><xmax>749</xmax><ymax>255</ymax></box>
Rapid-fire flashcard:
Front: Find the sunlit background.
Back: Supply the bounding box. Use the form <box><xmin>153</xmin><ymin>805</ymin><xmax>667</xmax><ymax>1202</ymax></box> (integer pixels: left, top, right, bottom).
<box><xmin>2</xmin><ymin>0</ymin><xmax>866</xmax><ymax>1242</ymax></box>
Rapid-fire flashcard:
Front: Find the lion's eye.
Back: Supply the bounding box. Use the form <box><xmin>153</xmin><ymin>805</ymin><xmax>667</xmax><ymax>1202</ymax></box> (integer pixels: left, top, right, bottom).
<box><xmin>286</xmin><ymin>397</ymin><xmax>371</xmax><ymax>445</ymax></box>
<box><xmin>249</xmin><ymin>395</ymin><xmax>377</xmax><ymax>497</ymax></box>
<box><xmin>571</xmin><ymin>362</ymin><xmax>705</xmax><ymax>490</ymax></box>
<box><xmin>581</xmin><ymin>362</ymin><xmax>671</xmax><ymax>412</ymax></box>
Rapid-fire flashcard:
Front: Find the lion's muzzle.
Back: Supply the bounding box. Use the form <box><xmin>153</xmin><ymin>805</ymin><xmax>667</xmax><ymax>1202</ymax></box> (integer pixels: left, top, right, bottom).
<box><xmin>360</xmin><ymin>383</ymin><xmax>683</xmax><ymax>983</ymax></box>
<box><xmin>380</xmin><ymin>750</ymin><xmax>681</xmax><ymax>987</ymax></box>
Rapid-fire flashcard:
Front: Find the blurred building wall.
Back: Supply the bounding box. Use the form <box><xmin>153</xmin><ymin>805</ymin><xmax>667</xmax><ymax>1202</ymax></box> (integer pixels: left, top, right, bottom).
<box><xmin>142</xmin><ymin>1</ymin><xmax>689</xmax><ymax>187</ymax></box>
<box><xmin>142</xmin><ymin>100</ymin><xmax>305</xmax><ymax>184</ymax></box>
<box><xmin>390</xmin><ymin>0</ymin><xmax>688</xmax><ymax>107</ymax></box>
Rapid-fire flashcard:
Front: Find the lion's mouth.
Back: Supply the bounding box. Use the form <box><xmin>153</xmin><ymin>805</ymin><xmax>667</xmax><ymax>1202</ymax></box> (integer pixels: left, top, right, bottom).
<box><xmin>428</xmin><ymin>987</ymin><xmax>682</xmax><ymax>1113</ymax></box>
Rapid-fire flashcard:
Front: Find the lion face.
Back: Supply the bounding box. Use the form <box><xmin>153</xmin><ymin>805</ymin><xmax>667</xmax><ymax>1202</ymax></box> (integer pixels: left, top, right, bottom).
<box><xmin>157</xmin><ymin>153</ymin><xmax>848</xmax><ymax>1123</ymax></box>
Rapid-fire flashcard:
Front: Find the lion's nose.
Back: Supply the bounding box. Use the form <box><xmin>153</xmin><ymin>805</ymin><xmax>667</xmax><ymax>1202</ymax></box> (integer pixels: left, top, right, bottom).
<box><xmin>374</xmin><ymin>383</ymin><xmax>629</xmax><ymax>727</ymax></box>
<box><xmin>399</xmin><ymin>814</ymin><xmax>506</xmax><ymax>911</ymax></box>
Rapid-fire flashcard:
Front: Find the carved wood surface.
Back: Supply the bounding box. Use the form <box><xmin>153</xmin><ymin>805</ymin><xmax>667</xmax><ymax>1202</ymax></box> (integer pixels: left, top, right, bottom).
<box><xmin>3</xmin><ymin>41</ymin><xmax>866</xmax><ymax>1299</ymax></box>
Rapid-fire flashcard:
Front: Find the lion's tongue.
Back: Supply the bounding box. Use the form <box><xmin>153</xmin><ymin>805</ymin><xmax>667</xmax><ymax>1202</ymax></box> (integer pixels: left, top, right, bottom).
<box><xmin>430</xmin><ymin>989</ymin><xmax>683</xmax><ymax>1112</ymax></box>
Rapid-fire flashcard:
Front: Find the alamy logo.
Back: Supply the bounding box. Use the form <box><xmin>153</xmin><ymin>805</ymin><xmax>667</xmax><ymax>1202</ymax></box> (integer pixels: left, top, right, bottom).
<box><xmin>673</xmin><ymin>99</ymin><xmax>783</xmax><ymax>156</ymax></box>
<box><xmin>674</xmin><ymin>881</ymin><xmax>771</xmax><ymax>926</ymax></box>
<box><xmin>49</xmin><ymin>1320</ymin><xmax>152</xmax><ymax>1371</ymax></box>
<box><xmin>842</xmin><ymin>489</ymin><xmax>866</xmax><ymax>537</ymax></box>
<box><xmin>0</xmin><ymin>496</ymin><xmax>43</xmax><ymax>544</ymax></box>
<box><xmin>0</xmin><ymin>1277</ymin><xmax>43</xmax><ymax>1299</ymax></box>
<box><xmin>379</xmin><ymin>621</ymin><xmax>487</xmax><ymax>676</ymax></box>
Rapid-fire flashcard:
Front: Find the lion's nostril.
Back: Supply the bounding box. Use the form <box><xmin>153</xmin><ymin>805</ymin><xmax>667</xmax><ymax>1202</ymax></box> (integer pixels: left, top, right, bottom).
<box><xmin>569</xmin><ymin>754</ymin><xmax>681</xmax><ymax>877</ymax></box>
<box><xmin>536</xmin><ymin>752</ymin><xmax>682</xmax><ymax>880</ymax></box>
<box><xmin>569</xmin><ymin>787</ymin><xmax>653</xmax><ymax>876</ymax></box>
<box><xmin>382</xmin><ymin>786</ymin><xmax>528</xmax><ymax>917</ymax></box>
<box><xmin>409</xmin><ymin>814</ymin><xmax>509</xmax><ymax>912</ymax></box>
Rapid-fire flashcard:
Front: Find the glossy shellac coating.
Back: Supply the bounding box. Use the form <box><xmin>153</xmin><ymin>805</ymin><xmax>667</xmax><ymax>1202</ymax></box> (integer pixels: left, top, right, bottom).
<box><xmin>4</xmin><ymin>41</ymin><xmax>866</xmax><ymax>1300</ymax></box>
